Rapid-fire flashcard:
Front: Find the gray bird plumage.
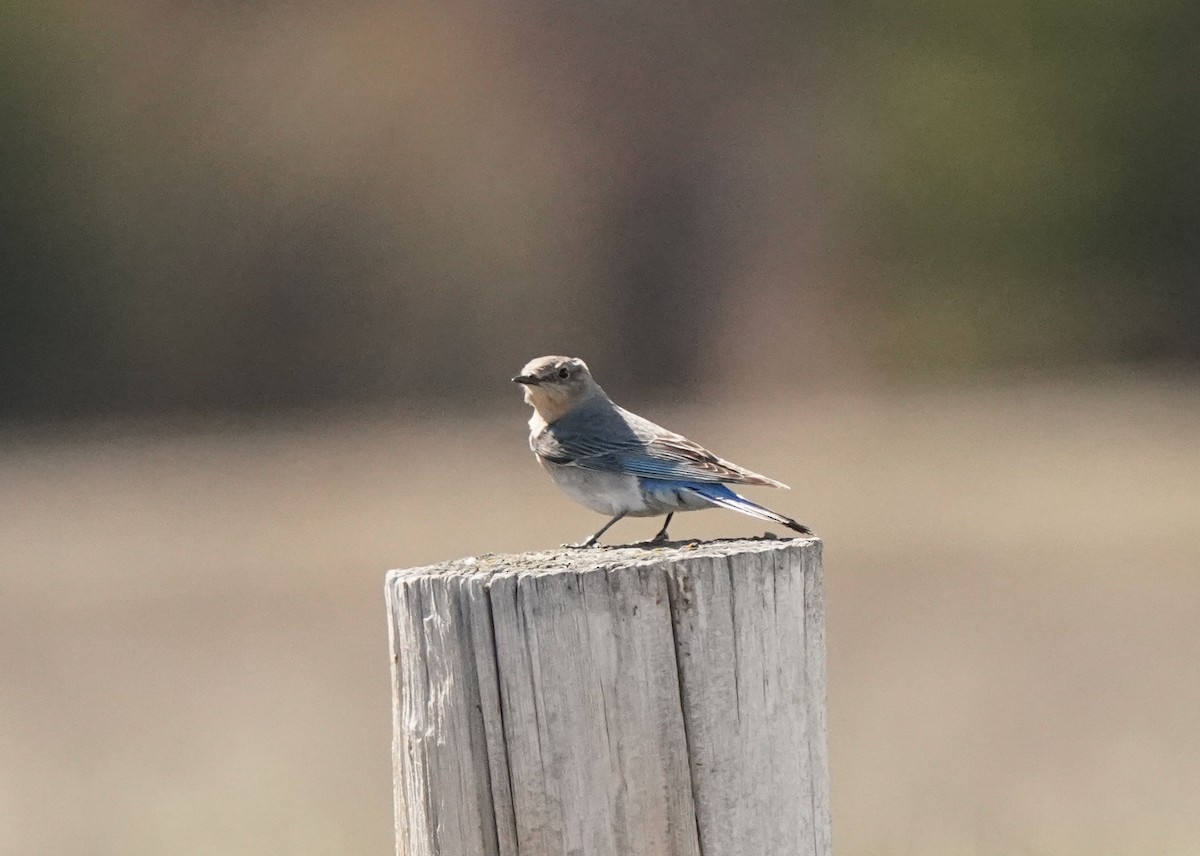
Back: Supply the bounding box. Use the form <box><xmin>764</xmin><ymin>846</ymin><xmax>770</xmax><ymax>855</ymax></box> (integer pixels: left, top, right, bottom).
<box><xmin>514</xmin><ymin>355</ymin><xmax>813</xmax><ymax>547</ymax></box>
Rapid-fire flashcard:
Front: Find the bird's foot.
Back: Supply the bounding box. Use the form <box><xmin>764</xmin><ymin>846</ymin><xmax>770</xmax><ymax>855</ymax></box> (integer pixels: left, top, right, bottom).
<box><xmin>563</xmin><ymin>539</ymin><xmax>601</xmax><ymax>549</ymax></box>
<box><xmin>647</xmin><ymin>513</ymin><xmax>674</xmax><ymax>545</ymax></box>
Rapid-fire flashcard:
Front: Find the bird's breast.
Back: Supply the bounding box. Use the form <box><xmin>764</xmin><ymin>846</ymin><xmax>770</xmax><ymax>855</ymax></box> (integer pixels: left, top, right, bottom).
<box><xmin>539</xmin><ymin>460</ymin><xmax>648</xmax><ymax>517</ymax></box>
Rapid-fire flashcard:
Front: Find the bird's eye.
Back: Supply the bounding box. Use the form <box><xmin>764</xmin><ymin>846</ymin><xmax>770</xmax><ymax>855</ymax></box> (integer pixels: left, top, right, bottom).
<box><xmin>557</xmin><ymin>367</ymin><xmax>570</xmax><ymax>379</ymax></box>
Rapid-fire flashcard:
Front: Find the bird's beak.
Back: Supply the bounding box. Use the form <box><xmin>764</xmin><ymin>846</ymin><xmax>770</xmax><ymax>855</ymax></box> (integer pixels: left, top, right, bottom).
<box><xmin>512</xmin><ymin>374</ymin><xmax>540</xmax><ymax>385</ymax></box>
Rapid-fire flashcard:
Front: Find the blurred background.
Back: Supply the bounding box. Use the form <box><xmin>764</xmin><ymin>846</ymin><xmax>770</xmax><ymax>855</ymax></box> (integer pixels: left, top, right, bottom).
<box><xmin>2</xmin><ymin>1</ymin><xmax>1198</xmax><ymax>854</ymax></box>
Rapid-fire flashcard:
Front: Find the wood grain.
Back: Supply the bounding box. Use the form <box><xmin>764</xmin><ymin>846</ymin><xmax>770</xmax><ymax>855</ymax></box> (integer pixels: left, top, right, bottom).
<box><xmin>386</xmin><ymin>538</ymin><xmax>829</xmax><ymax>856</ymax></box>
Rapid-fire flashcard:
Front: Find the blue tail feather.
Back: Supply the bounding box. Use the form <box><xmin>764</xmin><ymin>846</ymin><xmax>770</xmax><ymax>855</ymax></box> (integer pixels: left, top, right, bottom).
<box><xmin>677</xmin><ymin>482</ymin><xmax>812</xmax><ymax>535</ymax></box>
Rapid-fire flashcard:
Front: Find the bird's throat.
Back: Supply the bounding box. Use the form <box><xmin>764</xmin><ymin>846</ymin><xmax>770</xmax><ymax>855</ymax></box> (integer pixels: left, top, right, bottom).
<box><xmin>524</xmin><ymin>386</ymin><xmax>575</xmax><ymax>425</ymax></box>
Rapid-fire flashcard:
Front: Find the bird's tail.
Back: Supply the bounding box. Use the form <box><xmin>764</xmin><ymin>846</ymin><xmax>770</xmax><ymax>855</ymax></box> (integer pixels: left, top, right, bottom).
<box><xmin>683</xmin><ymin>483</ymin><xmax>812</xmax><ymax>535</ymax></box>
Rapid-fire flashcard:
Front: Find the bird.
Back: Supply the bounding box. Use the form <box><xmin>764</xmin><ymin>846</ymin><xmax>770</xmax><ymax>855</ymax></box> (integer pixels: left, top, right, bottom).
<box><xmin>513</xmin><ymin>355</ymin><xmax>813</xmax><ymax>547</ymax></box>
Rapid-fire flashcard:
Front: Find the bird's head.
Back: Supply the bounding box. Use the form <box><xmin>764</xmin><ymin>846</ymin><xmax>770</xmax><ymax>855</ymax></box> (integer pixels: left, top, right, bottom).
<box><xmin>512</xmin><ymin>355</ymin><xmax>602</xmax><ymax>421</ymax></box>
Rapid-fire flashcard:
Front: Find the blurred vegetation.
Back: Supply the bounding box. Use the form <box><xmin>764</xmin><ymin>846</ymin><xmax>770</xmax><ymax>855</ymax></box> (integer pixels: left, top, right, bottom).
<box><xmin>847</xmin><ymin>0</ymin><xmax>1200</xmax><ymax>373</ymax></box>
<box><xmin>1</xmin><ymin>0</ymin><xmax>1196</xmax><ymax>420</ymax></box>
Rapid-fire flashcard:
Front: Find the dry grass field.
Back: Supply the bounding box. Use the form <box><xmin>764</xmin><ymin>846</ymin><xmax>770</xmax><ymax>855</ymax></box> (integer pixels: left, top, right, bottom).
<box><xmin>3</xmin><ymin>377</ymin><xmax>1199</xmax><ymax>856</ymax></box>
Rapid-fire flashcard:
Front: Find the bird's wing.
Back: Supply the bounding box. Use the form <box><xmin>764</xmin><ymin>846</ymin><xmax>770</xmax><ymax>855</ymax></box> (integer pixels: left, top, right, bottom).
<box><xmin>533</xmin><ymin>404</ymin><xmax>786</xmax><ymax>487</ymax></box>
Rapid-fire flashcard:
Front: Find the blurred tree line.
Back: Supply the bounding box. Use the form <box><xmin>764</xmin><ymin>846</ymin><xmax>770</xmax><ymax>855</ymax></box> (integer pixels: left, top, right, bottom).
<box><xmin>1</xmin><ymin>0</ymin><xmax>1196</xmax><ymax>420</ymax></box>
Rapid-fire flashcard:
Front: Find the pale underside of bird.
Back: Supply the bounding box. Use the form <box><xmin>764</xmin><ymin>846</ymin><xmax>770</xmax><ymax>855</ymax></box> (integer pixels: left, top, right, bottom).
<box><xmin>513</xmin><ymin>354</ymin><xmax>813</xmax><ymax>547</ymax></box>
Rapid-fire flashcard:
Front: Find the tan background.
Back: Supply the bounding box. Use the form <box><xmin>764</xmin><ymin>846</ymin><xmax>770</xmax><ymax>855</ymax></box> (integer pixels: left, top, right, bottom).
<box><xmin>5</xmin><ymin>378</ymin><xmax>1200</xmax><ymax>855</ymax></box>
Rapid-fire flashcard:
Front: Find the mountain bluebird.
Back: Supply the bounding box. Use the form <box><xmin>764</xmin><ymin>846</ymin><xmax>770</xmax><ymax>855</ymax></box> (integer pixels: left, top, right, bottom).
<box><xmin>513</xmin><ymin>355</ymin><xmax>813</xmax><ymax>547</ymax></box>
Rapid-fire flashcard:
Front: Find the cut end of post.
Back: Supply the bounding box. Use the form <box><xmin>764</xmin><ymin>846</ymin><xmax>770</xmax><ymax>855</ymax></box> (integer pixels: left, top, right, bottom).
<box><xmin>386</xmin><ymin>534</ymin><xmax>820</xmax><ymax>586</ymax></box>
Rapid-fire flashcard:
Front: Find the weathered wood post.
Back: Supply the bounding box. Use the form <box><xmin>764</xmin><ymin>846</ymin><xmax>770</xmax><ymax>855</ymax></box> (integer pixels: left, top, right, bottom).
<box><xmin>385</xmin><ymin>538</ymin><xmax>830</xmax><ymax>856</ymax></box>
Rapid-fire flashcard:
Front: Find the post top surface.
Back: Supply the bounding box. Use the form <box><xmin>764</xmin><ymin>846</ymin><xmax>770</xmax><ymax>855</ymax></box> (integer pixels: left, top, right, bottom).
<box><xmin>387</xmin><ymin>535</ymin><xmax>819</xmax><ymax>584</ymax></box>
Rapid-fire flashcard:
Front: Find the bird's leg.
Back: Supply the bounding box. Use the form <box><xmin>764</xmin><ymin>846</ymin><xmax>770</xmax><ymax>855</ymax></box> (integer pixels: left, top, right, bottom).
<box><xmin>567</xmin><ymin>512</ymin><xmax>627</xmax><ymax>548</ymax></box>
<box><xmin>649</xmin><ymin>513</ymin><xmax>674</xmax><ymax>544</ymax></box>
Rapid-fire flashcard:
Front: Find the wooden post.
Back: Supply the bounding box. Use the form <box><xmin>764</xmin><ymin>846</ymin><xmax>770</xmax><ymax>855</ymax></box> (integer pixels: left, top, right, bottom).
<box><xmin>385</xmin><ymin>538</ymin><xmax>830</xmax><ymax>856</ymax></box>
